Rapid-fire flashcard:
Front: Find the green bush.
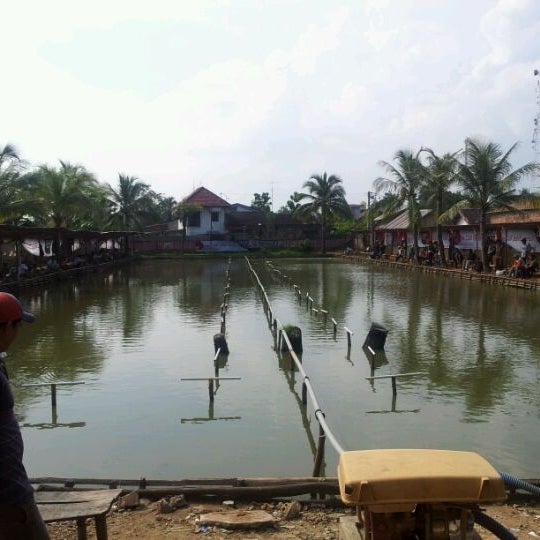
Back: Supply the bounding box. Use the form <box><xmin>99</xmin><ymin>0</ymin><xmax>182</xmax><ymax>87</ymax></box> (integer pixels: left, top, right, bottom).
<box><xmin>298</xmin><ymin>239</ymin><xmax>313</xmax><ymax>252</ymax></box>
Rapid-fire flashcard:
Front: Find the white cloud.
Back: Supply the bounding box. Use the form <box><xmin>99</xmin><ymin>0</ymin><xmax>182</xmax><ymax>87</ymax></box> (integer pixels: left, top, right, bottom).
<box><xmin>1</xmin><ymin>0</ymin><xmax>539</xmax><ymax>208</ymax></box>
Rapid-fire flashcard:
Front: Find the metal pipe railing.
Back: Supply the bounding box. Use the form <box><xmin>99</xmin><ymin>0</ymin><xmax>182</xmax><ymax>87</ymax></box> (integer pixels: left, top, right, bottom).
<box><xmin>246</xmin><ymin>258</ymin><xmax>345</xmax><ymax>467</ymax></box>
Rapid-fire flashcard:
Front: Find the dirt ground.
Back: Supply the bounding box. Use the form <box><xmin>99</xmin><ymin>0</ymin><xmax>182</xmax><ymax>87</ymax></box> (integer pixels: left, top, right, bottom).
<box><xmin>46</xmin><ymin>496</ymin><xmax>540</xmax><ymax>540</ymax></box>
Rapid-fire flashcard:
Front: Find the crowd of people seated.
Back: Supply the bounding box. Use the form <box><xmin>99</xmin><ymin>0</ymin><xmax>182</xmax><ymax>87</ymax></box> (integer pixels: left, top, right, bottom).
<box><xmin>361</xmin><ymin>237</ymin><xmax>539</xmax><ymax>279</ymax></box>
<box><xmin>1</xmin><ymin>250</ymin><xmax>122</xmax><ymax>283</ymax></box>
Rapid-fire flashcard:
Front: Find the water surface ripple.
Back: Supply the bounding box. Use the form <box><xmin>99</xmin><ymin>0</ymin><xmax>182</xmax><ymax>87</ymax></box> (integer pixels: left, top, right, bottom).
<box><xmin>10</xmin><ymin>258</ymin><xmax>539</xmax><ymax>480</ymax></box>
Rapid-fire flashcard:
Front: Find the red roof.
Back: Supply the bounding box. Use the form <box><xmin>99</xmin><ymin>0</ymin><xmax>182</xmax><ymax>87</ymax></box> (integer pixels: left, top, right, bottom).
<box><xmin>182</xmin><ymin>187</ymin><xmax>230</xmax><ymax>208</ymax></box>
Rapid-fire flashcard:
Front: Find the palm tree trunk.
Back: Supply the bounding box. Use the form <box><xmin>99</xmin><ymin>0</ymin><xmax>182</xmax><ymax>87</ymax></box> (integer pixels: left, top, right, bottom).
<box><xmin>321</xmin><ymin>214</ymin><xmax>326</xmax><ymax>254</ymax></box>
<box><xmin>436</xmin><ymin>190</ymin><xmax>446</xmax><ymax>266</ymax></box>
<box><xmin>413</xmin><ymin>227</ymin><xmax>420</xmax><ymax>264</ymax></box>
<box><xmin>480</xmin><ymin>211</ymin><xmax>487</xmax><ymax>272</ymax></box>
<box><xmin>180</xmin><ymin>218</ymin><xmax>186</xmax><ymax>255</ymax></box>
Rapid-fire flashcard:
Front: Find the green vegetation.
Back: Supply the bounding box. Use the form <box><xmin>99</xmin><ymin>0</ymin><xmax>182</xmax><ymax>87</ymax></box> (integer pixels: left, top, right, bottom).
<box><xmin>1</xmin><ymin>136</ymin><xmax>538</xmax><ymax>263</ymax></box>
<box><xmin>296</xmin><ymin>172</ymin><xmax>351</xmax><ymax>254</ymax></box>
<box><xmin>441</xmin><ymin>138</ymin><xmax>539</xmax><ymax>270</ymax></box>
<box><xmin>375</xmin><ymin>149</ymin><xmax>425</xmax><ymax>263</ymax></box>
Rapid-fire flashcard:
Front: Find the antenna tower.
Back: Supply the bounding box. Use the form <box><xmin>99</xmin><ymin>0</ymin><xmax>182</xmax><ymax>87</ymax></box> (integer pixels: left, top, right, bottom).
<box><xmin>533</xmin><ymin>69</ymin><xmax>540</xmax><ymax>161</ymax></box>
<box><xmin>531</xmin><ymin>69</ymin><xmax>540</xmax><ymax>189</ymax></box>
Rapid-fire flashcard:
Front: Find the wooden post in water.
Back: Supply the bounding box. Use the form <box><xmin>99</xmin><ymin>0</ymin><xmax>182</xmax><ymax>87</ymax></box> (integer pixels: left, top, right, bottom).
<box><xmin>332</xmin><ymin>318</ymin><xmax>337</xmax><ymax>334</ymax></box>
<box><xmin>220</xmin><ymin>317</ymin><xmax>225</xmax><ymax>334</ymax></box>
<box><xmin>181</xmin><ymin>376</ymin><xmax>241</xmax><ymax>401</ymax></box>
<box><xmin>302</xmin><ymin>382</ymin><xmax>307</xmax><ymax>406</ymax></box>
<box><xmin>21</xmin><ymin>381</ymin><xmax>85</xmax><ymax>416</ymax></box>
<box><xmin>344</xmin><ymin>327</ymin><xmax>353</xmax><ymax>348</ymax></box>
<box><xmin>312</xmin><ymin>422</ymin><xmax>326</xmax><ymax>477</ymax></box>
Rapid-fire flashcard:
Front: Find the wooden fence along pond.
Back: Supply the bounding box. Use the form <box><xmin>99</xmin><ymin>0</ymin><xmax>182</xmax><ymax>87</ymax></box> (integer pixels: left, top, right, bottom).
<box><xmin>346</xmin><ymin>252</ymin><xmax>540</xmax><ymax>290</ymax></box>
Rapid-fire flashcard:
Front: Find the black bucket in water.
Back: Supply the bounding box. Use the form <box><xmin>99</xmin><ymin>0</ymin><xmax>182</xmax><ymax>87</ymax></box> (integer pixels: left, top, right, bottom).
<box><xmin>363</xmin><ymin>322</ymin><xmax>388</xmax><ymax>351</ymax></box>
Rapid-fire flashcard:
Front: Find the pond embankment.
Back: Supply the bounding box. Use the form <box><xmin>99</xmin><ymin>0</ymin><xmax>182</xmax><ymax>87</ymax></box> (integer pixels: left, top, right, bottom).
<box><xmin>343</xmin><ymin>251</ymin><xmax>540</xmax><ymax>290</ymax></box>
<box><xmin>0</xmin><ymin>256</ymin><xmax>134</xmax><ymax>293</ymax></box>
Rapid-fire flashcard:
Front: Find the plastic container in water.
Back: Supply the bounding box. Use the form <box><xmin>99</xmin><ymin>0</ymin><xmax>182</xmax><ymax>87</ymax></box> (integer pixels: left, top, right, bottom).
<box><xmin>363</xmin><ymin>322</ymin><xmax>389</xmax><ymax>350</ymax></box>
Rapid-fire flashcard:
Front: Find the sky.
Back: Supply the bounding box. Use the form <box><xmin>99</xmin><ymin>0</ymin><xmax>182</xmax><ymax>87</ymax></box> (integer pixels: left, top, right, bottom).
<box><xmin>2</xmin><ymin>0</ymin><xmax>540</xmax><ymax>211</ymax></box>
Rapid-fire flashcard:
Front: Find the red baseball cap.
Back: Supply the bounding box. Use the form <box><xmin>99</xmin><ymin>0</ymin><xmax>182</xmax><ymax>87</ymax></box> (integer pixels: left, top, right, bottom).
<box><xmin>0</xmin><ymin>292</ymin><xmax>35</xmax><ymax>323</ymax></box>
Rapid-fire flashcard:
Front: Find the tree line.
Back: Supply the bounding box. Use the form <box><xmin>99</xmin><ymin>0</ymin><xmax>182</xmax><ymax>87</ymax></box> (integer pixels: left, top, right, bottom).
<box><xmin>1</xmin><ymin>138</ymin><xmax>539</xmax><ymax>265</ymax></box>
<box><xmin>254</xmin><ymin>138</ymin><xmax>539</xmax><ymax>266</ymax></box>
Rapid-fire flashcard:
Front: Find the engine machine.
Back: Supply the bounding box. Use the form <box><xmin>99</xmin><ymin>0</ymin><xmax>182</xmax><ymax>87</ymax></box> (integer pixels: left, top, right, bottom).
<box><xmin>338</xmin><ymin>449</ymin><xmax>507</xmax><ymax>540</ymax></box>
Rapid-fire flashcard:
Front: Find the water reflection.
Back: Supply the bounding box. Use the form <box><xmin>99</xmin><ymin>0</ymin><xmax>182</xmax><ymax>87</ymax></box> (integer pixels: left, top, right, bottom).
<box><xmin>276</xmin><ymin>350</ymin><xmax>324</xmax><ymax>476</ymax></box>
<box><xmin>11</xmin><ymin>259</ymin><xmax>540</xmax><ymax>479</ymax></box>
<box><xmin>22</xmin><ymin>421</ymin><xmax>86</xmax><ymax>429</ymax></box>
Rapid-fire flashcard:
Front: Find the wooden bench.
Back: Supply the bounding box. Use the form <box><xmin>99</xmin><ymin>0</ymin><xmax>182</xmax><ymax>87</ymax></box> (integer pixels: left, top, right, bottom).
<box><xmin>36</xmin><ymin>488</ymin><xmax>122</xmax><ymax>540</ymax></box>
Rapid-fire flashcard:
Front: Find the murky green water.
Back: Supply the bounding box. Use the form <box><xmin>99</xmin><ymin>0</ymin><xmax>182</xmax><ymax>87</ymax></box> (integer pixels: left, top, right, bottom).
<box><xmin>8</xmin><ymin>258</ymin><xmax>540</xmax><ymax>481</ymax></box>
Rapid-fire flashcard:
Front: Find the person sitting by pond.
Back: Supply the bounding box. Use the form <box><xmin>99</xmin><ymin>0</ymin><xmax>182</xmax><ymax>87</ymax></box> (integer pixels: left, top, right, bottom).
<box><xmin>487</xmin><ymin>240</ymin><xmax>496</xmax><ymax>268</ymax></box>
<box><xmin>520</xmin><ymin>237</ymin><xmax>532</xmax><ymax>263</ymax></box>
<box><xmin>46</xmin><ymin>258</ymin><xmax>59</xmax><ymax>271</ymax></box>
<box><xmin>452</xmin><ymin>247</ymin><xmax>463</xmax><ymax>268</ymax></box>
<box><xmin>72</xmin><ymin>255</ymin><xmax>85</xmax><ymax>268</ymax></box>
<box><xmin>425</xmin><ymin>242</ymin><xmax>436</xmax><ymax>265</ymax></box>
<box><xmin>509</xmin><ymin>255</ymin><xmax>525</xmax><ymax>278</ymax></box>
<box><xmin>370</xmin><ymin>241</ymin><xmax>382</xmax><ymax>259</ymax></box>
<box><xmin>17</xmin><ymin>262</ymin><xmax>29</xmax><ymax>279</ymax></box>
<box><xmin>395</xmin><ymin>243</ymin><xmax>406</xmax><ymax>262</ymax></box>
<box><xmin>463</xmin><ymin>249</ymin><xmax>477</xmax><ymax>270</ymax></box>
<box><xmin>525</xmin><ymin>256</ymin><xmax>539</xmax><ymax>277</ymax></box>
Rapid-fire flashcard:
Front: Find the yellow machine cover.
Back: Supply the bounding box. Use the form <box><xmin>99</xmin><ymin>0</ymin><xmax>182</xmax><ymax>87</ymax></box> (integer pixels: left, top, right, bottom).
<box><xmin>338</xmin><ymin>449</ymin><xmax>506</xmax><ymax>508</ymax></box>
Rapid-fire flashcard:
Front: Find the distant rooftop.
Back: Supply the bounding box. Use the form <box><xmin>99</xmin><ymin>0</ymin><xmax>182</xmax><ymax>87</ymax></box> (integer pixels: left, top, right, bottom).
<box><xmin>182</xmin><ymin>187</ymin><xmax>230</xmax><ymax>207</ymax></box>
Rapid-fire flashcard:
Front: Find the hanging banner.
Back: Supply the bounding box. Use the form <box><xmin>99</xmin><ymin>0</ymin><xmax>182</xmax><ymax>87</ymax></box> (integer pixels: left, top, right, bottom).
<box><xmin>22</xmin><ymin>239</ymin><xmax>55</xmax><ymax>257</ymax></box>
<box><xmin>99</xmin><ymin>239</ymin><xmax>120</xmax><ymax>250</ymax></box>
<box><xmin>453</xmin><ymin>229</ymin><xmax>478</xmax><ymax>250</ymax></box>
<box><xmin>505</xmin><ymin>229</ymin><xmax>540</xmax><ymax>253</ymax></box>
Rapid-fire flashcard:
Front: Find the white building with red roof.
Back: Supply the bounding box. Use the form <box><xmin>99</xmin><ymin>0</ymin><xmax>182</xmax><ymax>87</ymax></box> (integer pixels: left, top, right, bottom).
<box><xmin>180</xmin><ymin>187</ymin><xmax>230</xmax><ymax>238</ymax></box>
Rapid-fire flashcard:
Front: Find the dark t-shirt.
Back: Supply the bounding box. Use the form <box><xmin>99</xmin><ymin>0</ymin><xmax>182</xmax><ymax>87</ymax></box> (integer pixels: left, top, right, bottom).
<box><xmin>0</xmin><ymin>360</ymin><xmax>34</xmax><ymax>504</ymax></box>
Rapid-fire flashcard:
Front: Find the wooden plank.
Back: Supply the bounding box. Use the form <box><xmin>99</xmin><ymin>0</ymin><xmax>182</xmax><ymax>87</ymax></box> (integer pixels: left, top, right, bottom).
<box><xmin>36</xmin><ymin>489</ymin><xmax>122</xmax><ymax>504</ymax></box>
<box><xmin>339</xmin><ymin>515</ymin><xmax>364</xmax><ymax>540</ymax></box>
<box><xmin>36</xmin><ymin>489</ymin><xmax>121</xmax><ymax>523</ymax></box>
<box><xmin>32</xmin><ymin>476</ymin><xmax>339</xmax><ymax>487</ymax></box>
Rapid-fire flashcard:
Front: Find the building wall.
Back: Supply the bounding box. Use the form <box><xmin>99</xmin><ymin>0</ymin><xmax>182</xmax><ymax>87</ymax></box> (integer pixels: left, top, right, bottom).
<box><xmin>182</xmin><ymin>208</ymin><xmax>227</xmax><ymax>236</ymax></box>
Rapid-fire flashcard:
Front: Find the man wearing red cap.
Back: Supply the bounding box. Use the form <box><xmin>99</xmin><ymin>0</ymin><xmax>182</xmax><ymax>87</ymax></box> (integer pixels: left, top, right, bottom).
<box><xmin>0</xmin><ymin>292</ymin><xmax>50</xmax><ymax>539</ymax></box>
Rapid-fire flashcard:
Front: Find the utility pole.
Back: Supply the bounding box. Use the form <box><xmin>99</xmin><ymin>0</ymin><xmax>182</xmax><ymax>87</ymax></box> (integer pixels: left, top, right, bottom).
<box><xmin>533</xmin><ymin>69</ymin><xmax>540</xmax><ymax>191</ymax></box>
<box><xmin>270</xmin><ymin>181</ymin><xmax>279</xmax><ymax>212</ymax></box>
<box><xmin>368</xmin><ymin>191</ymin><xmax>375</xmax><ymax>248</ymax></box>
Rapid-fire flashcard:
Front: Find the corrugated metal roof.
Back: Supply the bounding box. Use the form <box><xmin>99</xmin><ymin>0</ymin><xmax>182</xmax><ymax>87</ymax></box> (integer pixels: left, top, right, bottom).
<box><xmin>381</xmin><ymin>209</ymin><xmax>432</xmax><ymax>230</ymax></box>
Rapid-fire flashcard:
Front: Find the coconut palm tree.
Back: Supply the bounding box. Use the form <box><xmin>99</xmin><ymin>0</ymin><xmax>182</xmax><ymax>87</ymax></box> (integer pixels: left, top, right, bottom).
<box><xmin>22</xmin><ymin>161</ymin><xmax>101</xmax><ymax>259</ymax></box>
<box><xmin>173</xmin><ymin>201</ymin><xmax>202</xmax><ymax>254</ymax></box>
<box><xmin>297</xmin><ymin>173</ymin><xmax>351</xmax><ymax>254</ymax></box>
<box><xmin>375</xmin><ymin>149</ymin><xmax>426</xmax><ymax>263</ymax></box>
<box><xmin>155</xmin><ymin>196</ymin><xmax>178</xmax><ymax>222</ymax></box>
<box><xmin>0</xmin><ymin>144</ymin><xmax>27</xmax><ymax>222</ymax></box>
<box><xmin>442</xmin><ymin>138</ymin><xmax>540</xmax><ymax>271</ymax></box>
<box><xmin>106</xmin><ymin>174</ymin><xmax>154</xmax><ymax>230</ymax></box>
<box><xmin>279</xmin><ymin>192</ymin><xmax>303</xmax><ymax>214</ymax></box>
<box><xmin>26</xmin><ymin>161</ymin><xmax>99</xmax><ymax>228</ymax></box>
<box><xmin>420</xmin><ymin>149</ymin><xmax>460</xmax><ymax>265</ymax></box>
<box><xmin>0</xmin><ymin>144</ymin><xmax>21</xmax><ymax>175</ymax></box>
